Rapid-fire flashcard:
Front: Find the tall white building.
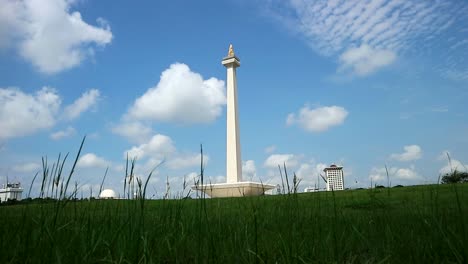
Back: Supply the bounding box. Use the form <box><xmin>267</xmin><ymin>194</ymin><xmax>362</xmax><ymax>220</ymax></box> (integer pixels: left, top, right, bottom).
<box><xmin>324</xmin><ymin>164</ymin><xmax>344</xmax><ymax>191</ymax></box>
<box><xmin>0</xmin><ymin>183</ymin><xmax>24</xmax><ymax>202</ymax></box>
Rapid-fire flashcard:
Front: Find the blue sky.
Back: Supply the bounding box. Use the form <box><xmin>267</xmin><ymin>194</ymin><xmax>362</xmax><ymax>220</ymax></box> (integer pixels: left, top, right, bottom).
<box><xmin>1</xmin><ymin>0</ymin><xmax>467</xmax><ymax>197</ymax></box>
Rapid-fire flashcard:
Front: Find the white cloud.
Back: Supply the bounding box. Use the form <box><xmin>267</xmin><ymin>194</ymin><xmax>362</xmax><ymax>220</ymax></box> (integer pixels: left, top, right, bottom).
<box><xmin>390</xmin><ymin>145</ymin><xmax>422</xmax><ymax>162</ymax></box>
<box><xmin>264</xmin><ymin>154</ymin><xmax>299</xmax><ymax>169</ymax></box>
<box><xmin>12</xmin><ymin>162</ymin><xmax>41</xmax><ymax>173</ymax></box>
<box><xmin>339</xmin><ymin>45</ymin><xmax>396</xmax><ymax>76</ymax></box>
<box><xmin>78</xmin><ymin>153</ymin><xmax>110</xmax><ymax>168</ymax></box>
<box><xmin>266</xmin><ymin>0</ymin><xmax>465</xmax><ymax>76</ymax></box>
<box><xmin>440</xmin><ymin>68</ymin><xmax>468</xmax><ymax>82</ymax></box>
<box><xmin>128</xmin><ymin>63</ymin><xmax>226</xmax><ymax>124</ymax></box>
<box><xmin>50</xmin><ymin>126</ymin><xmax>76</xmax><ymax>140</ymax></box>
<box><xmin>142</xmin><ymin>158</ymin><xmax>166</xmax><ymax>172</ymax></box>
<box><xmin>167</xmin><ymin>153</ymin><xmax>208</xmax><ymax>170</ymax></box>
<box><xmin>437</xmin><ymin>150</ymin><xmax>450</xmax><ymax>161</ymax></box>
<box><xmin>159</xmin><ymin>169</ymin><xmax>230</xmax><ymax>197</ymax></box>
<box><xmin>80</xmin><ymin>183</ymin><xmax>105</xmax><ymax>197</ymax></box>
<box><xmin>0</xmin><ymin>87</ymin><xmax>61</xmax><ymax>140</ymax></box>
<box><xmin>122</xmin><ymin>132</ymin><xmax>211</xmax><ymax>175</ymax></box>
<box><xmin>111</xmin><ymin>121</ymin><xmax>153</xmax><ymax>144</ymax></box>
<box><xmin>264</xmin><ymin>145</ymin><xmax>276</xmax><ymax>154</ymax></box>
<box><xmin>395</xmin><ymin>167</ymin><xmax>419</xmax><ymax>180</ymax></box>
<box><xmin>430</xmin><ymin>106</ymin><xmax>449</xmax><ymax>113</ymax></box>
<box><xmin>273</xmin><ymin>0</ymin><xmax>459</xmax><ymax>53</ymax></box>
<box><xmin>439</xmin><ymin>159</ymin><xmax>468</xmax><ymax>175</ymax></box>
<box><xmin>369</xmin><ymin>166</ymin><xmax>420</xmax><ymax>183</ymax></box>
<box><xmin>369</xmin><ymin>167</ymin><xmax>387</xmax><ymax>182</ymax></box>
<box><xmin>296</xmin><ymin>162</ymin><xmax>327</xmax><ymax>186</ymax></box>
<box><xmin>88</xmin><ymin>132</ymin><xmax>100</xmax><ymax>140</ymax></box>
<box><xmin>113</xmin><ymin>164</ymin><xmax>125</xmax><ymax>173</ymax></box>
<box><xmin>296</xmin><ymin>161</ymin><xmax>330</xmax><ymax>189</ymax></box>
<box><xmin>186</xmin><ymin>172</ymin><xmax>199</xmax><ymax>182</ymax></box>
<box><xmin>0</xmin><ymin>0</ymin><xmax>20</xmax><ymax>48</ymax></box>
<box><xmin>287</xmin><ymin>105</ymin><xmax>348</xmax><ymax>132</ymax></box>
<box><xmin>64</xmin><ymin>89</ymin><xmax>100</xmax><ymax>120</ymax></box>
<box><xmin>124</xmin><ymin>134</ymin><xmax>176</xmax><ymax>160</ymax></box>
<box><xmin>262</xmin><ymin>156</ymin><xmax>330</xmax><ymax>191</ymax></box>
<box><xmin>0</xmin><ymin>0</ymin><xmax>113</xmax><ymax>74</ymax></box>
<box><xmin>298</xmin><ymin>163</ymin><xmax>327</xmax><ymax>178</ymax></box>
<box><xmin>211</xmin><ymin>175</ymin><xmax>227</xmax><ymax>184</ymax></box>
<box><xmin>0</xmin><ymin>86</ymin><xmax>101</xmax><ymax>141</ymax></box>
<box><xmin>242</xmin><ymin>160</ymin><xmax>256</xmax><ymax>180</ymax></box>
<box><xmin>295</xmin><ymin>163</ymin><xmax>312</xmax><ymax>179</ymax></box>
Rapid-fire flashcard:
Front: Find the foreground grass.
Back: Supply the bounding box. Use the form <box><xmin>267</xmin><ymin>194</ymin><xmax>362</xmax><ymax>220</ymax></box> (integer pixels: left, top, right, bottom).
<box><xmin>0</xmin><ymin>184</ymin><xmax>467</xmax><ymax>263</ymax></box>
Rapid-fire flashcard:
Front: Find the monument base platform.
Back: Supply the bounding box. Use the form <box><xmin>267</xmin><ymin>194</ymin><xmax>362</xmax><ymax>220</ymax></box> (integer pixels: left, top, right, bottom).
<box><xmin>192</xmin><ymin>181</ymin><xmax>275</xmax><ymax>198</ymax></box>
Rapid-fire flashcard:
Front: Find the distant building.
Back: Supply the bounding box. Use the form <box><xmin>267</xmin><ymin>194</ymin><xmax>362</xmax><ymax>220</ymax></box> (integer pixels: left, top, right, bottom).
<box><xmin>265</xmin><ymin>184</ymin><xmax>281</xmax><ymax>195</ymax></box>
<box><xmin>304</xmin><ymin>187</ymin><xmax>320</xmax><ymax>192</ymax></box>
<box><xmin>0</xmin><ymin>182</ymin><xmax>24</xmax><ymax>202</ymax></box>
<box><xmin>324</xmin><ymin>164</ymin><xmax>344</xmax><ymax>191</ymax></box>
<box><xmin>99</xmin><ymin>189</ymin><xmax>118</xmax><ymax>199</ymax></box>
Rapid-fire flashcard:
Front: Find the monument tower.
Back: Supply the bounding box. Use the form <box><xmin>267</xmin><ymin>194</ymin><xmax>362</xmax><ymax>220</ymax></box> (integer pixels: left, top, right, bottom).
<box><xmin>222</xmin><ymin>44</ymin><xmax>242</xmax><ymax>183</ymax></box>
<box><xmin>192</xmin><ymin>45</ymin><xmax>275</xmax><ymax>198</ymax></box>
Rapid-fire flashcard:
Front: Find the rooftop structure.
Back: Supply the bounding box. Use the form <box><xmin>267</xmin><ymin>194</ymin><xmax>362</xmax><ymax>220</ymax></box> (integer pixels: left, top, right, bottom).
<box><xmin>99</xmin><ymin>189</ymin><xmax>118</xmax><ymax>199</ymax></box>
<box><xmin>0</xmin><ymin>182</ymin><xmax>24</xmax><ymax>202</ymax></box>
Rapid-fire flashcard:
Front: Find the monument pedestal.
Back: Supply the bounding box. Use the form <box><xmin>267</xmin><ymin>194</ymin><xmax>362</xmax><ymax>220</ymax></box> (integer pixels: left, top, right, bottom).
<box><xmin>192</xmin><ymin>182</ymin><xmax>275</xmax><ymax>198</ymax></box>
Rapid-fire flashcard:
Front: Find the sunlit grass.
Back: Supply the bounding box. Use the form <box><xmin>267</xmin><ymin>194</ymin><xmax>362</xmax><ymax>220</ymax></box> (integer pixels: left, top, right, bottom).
<box><xmin>0</xmin><ymin>139</ymin><xmax>467</xmax><ymax>263</ymax></box>
<box><xmin>1</xmin><ymin>184</ymin><xmax>467</xmax><ymax>263</ymax></box>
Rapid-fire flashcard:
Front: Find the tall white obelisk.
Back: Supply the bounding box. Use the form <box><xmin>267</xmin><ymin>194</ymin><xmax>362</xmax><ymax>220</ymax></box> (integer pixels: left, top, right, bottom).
<box><xmin>191</xmin><ymin>45</ymin><xmax>275</xmax><ymax>198</ymax></box>
<box><xmin>222</xmin><ymin>44</ymin><xmax>242</xmax><ymax>183</ymax></box>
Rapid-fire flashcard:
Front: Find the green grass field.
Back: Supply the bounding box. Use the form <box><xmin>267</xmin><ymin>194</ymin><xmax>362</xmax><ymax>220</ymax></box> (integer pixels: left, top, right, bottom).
<box><xmin>1</xmin><ymin>183</ymin><xmax>467</xmax><ymax>263</ymax></box>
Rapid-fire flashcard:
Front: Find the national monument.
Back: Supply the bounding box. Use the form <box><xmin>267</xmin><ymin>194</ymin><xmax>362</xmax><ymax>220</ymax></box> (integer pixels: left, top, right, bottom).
<box><xmin>193</xmin><ymin>45</ymin><xmax>275</xmax><ymax>197</ymax></box>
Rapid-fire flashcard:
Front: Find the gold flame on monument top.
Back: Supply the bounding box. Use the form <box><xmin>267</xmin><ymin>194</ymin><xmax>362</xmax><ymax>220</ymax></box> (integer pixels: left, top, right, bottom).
<box><xmin>228</xmin><ymin>44</ymin><xmax>235</xmax><ymax>57</ymax></box>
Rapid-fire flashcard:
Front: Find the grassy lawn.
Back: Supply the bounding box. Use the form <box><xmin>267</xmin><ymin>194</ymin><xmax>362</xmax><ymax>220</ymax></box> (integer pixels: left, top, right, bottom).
<box><xmin>0</xmin><ymin>183</ymin><xmax>467</xmax><ymax>263</ymax></box>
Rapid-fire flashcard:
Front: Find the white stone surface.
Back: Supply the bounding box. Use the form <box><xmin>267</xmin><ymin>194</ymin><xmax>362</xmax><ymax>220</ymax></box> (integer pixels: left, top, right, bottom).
<box><xmin>99</xmin><ymin>189</ymin><xmax>118</xmax><ymax>199</ymax></box>
<box><xmin>222</xmin><ymin>53</ymin><xmax>242</xmax><ymax>183</ymax></box>
<box><xmin>192</xmin><ymin>182</ymin><xmax>275</xmax><ymax>198</ymax></box>
<box><xmin>192</xmin><ymin>46</ymin><xmax>276</xmax><ymax>198</ymax></box>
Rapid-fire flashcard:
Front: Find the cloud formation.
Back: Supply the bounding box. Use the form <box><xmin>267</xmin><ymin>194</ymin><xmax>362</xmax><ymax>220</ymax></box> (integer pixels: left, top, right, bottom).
<box><xmin>287</xmin><ymin>105</ymin><xmax>348</xmax><ymax>132</ymax></box>
<box><xmin>439</xmin><ymin>158</ymin><xmax>468</xmax><ymax>175</ymax></box>
<box><xmin>0</xmin><ymin>0</ymin><xmax>113</xmax><ymax>74</ymax></box>
<box><xmin>242</xmin><ymin>160</ymin><xmax>257</xmax><ymax>180</ymax></box>
<box><xmin>50</xmin><ymin>126</ymin><xmax>76</xmax><ymax>140</ymax></box>
<box><xmin>339</xmin><ymin>44</ymin><xmax>396</xmax><ymax>76</ymax></box>
<box><xmin>262</xmin><ymin>154</ymin><xmax>331</xmax><ymax>191</ymax></box>
<box><xmin>78</xmin><ymin>153</ymin><xmax>110</xmax><ymax>168</ymax></box>
<box><xmin>264</xmin><ymin>154</ymin><xmax>299</xmax><ymax>169</ymax></box>
<box><xmin>167</xmin><ymin>153</ymin><xmax>208</xmax><ymax>170</ymax></box>
<box><xmin>369</xmin><ymin>166</ymin><xmax>420</xmax><ymax>183</ymax></box>
<box><xmin>111</xmin><ymin>121</ymin><xmax>154</xmax><ymax>144</ymax></box>
<box><xmin>125</xmin><ymin>134</ymin><xmax>176</xmax><ymax>160</ymax></box>
<box><xmin>124</xmin><ymin>133</ymin><xmax>207</xmax><ymax>172</ymax></box>
<box><xmin>0</xmin><ymin>87</ymin><xmax>61</xmax><ymax>140</ymax></box>
<box><xmin>390</xmin><ymin>145</ymin><xmax>422</xmax><ymax>162</ymax></box>
<box><xmin>266</xmin><ymin>0</ymin><xmax>467</xmax><ymax>76</ymax></box>
<box><xmin>12</xmin><ymin>162</ymin><xmax>41</xmax><ymax>173</ymax></box>
<box><xmin>64</xmin><ymin>89</ymin><xmax>100</xmax><ymax>121</ymax></box>
<box><xmin>295</xmin><ymin>162</ymin><xmax>327</xmax><ymax>187</ymax></box>
<box><xmin>0</xmin><ymin>87</ymin><xmax>101</xmax><ymax>141</ymax></box>
<box><xmin>264</xmin><ymin>145</ymin><xmax>277</xmax><ymax>154</ymax></box>
<box><xmin>128</xmin><ymin>63</ymin><xmax>226</xmax><ymax>124</ymax></box>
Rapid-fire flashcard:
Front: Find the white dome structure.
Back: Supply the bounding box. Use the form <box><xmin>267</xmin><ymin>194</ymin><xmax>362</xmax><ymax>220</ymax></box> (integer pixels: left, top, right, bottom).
<box><xmin>99</xmin><ymin>189</ymin><xmax>118</xmax><ymax>199</ymax></box>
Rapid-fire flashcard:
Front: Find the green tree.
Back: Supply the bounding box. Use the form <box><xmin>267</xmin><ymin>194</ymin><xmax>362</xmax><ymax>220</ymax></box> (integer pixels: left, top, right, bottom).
<box><xmin>441</xmin><ymin>170</ymin><xmax>468</xmax><ymax>184</ymax></box>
